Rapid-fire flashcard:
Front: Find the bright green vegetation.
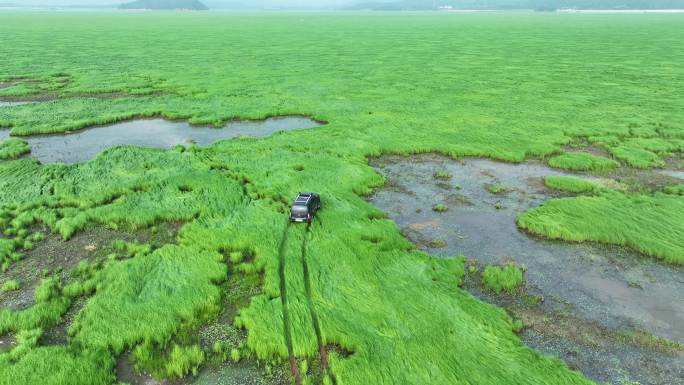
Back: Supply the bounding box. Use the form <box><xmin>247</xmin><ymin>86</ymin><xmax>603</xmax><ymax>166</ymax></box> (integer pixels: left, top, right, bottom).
<box><xmin>486</xmin><ymin>183</ymin><xmax>507</xmax><ymax>194</ymax></box>
<box><xmin>664</xmin><ymin>184</ymin><xmax>684</xmax><ymax>195</ymax></box>
<box><xmin>0</xmin><ymin>279</ymin><xmax>19</xmax><ymax>293</ymax></box>
<box><xmin>482</xmin><ymin>263</ymin><xmax>525</xmax><ymax>294</ymax></box>
<box><xmin>544</xmin><ymin>176</ymin><xmax>598</xmax><ymax>194</ymax></box>
<box><xmin>1</xmin><ymin>10</ymin><xmax>683</xmax><ymax>385</ymax></box>
<box><xmin>0</xmin><ymin>138</ymin><xmax>30</xmax><ymax>160</ymax></box>
<box><xmin>433</xmin><ymin>171</ymin><xmax>451</xmax><ymax>179</ymax></box>
<box><xmin>432</xmin><ymin>203</ymin><xmax>449</xmax><ymax>212</ymax></box>
<box><xmin>547</xmin><ymin>152</ymin><xmax>619</xmax><ymax>172</ymax></box>
<box><xmin>133</xmin><ymin>342</ymin><xmax>205</xmax><ymax>378</ymax></box>
<box><xmin>608</xmin><ymin>145</ymin><xmax>666</xmax><ymax>168</ymax></box>
<box><xmin>518</xmin><ymin>191</ymin><xmax>684</xmax><ymax>264</ymax></box>
<box><xmin>0</xmin><ymin>343</ymin><xmax>113</xmax><ymax>385</ymax></box>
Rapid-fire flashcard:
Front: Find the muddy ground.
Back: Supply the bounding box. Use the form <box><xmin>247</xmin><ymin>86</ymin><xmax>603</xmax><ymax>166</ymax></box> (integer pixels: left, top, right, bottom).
<box><xmin>0</xmin><ymin>221</ymin><xmax>290</xmax><ymax>385</ymax></box>
<box><xmin>116</xmin><ymin>355</ymin><xmax>290</xmax><ymax>385</ymax></box>
<box><xmin>114</xmin><ymin>245</ymin><xmax>290</xmax><ymax>385</ymax></box>
<box><xmin>369</xmin><ymin>154</ymin><xmax>684</xmax><ymax>385</ymax></box>
<box><xmin>0</xmin><ymin>223</ymin><xmax>180</xmax><ymax>312</ymax></box>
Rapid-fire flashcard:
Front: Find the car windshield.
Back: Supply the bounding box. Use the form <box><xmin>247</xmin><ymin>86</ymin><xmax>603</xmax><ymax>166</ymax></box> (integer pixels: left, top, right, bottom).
<box><xmin>291</xmin><ymin>205</ymin><xmax>308</xmax><ymax>217</ymax></box>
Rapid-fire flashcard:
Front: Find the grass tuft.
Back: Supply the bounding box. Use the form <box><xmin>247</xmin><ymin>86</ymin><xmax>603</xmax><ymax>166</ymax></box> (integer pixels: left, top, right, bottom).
<box><xmin>0</xmin><ymin>279</ymin><xmax>20</xmax><ymax>293</ymax></box>
<box><xmin>482</xmin><ymin>263</ymin><xmax>524</xmax><ymax>294</ymax></box>
<box><xmin>486</xmin><ymin>183</ymin><xmax>507</xmax><ymax>194</ymax></box>
<box><xmin>0</xmin><ymin>138</ymin><xmax>30</xmax><ymax>160</ymax></box>
<box><xmin>432</xmin><ymin>203</ymin><xmax>448</xmax><ymax>212</ymax></box>
<box><xmin>433</xmin><ymin>171</ymin><xmax>451</xmax><ymax>179</ymax></box>
<box><xmin>548</xmin><ymin>152</ymin><xmax>619</xmax><ymax>172</ymax></box>
<box><xmin>544</xmin><ymin>176</ymin><xmax>598</xmax><ymax>194</ymax></box>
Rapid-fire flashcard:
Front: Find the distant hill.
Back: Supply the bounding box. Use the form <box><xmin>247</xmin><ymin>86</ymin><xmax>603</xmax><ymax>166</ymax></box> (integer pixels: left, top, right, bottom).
<box><xmin>118</xmin><ymin>0</ymin><xmax>209</xmax><ymax>10</ymax></box>
<box><xmin>345</xmin><ymin>0</ymin><xmax>684</xmax><ymax>10</ymax></box>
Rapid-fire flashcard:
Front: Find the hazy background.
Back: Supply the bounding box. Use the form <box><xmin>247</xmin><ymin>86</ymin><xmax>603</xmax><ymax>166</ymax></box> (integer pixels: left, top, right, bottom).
<box><xmin>2</xmin><ymin>0</ymin><xmax>684</xmax><ymax>10</ymax></box>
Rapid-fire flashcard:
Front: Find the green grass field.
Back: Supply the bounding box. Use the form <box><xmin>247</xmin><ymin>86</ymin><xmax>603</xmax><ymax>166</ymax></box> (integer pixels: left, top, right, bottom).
<box><xmin>0</xmin><ymin>11</ymin><xmax>683</xmax><ymax>385</ymax></box>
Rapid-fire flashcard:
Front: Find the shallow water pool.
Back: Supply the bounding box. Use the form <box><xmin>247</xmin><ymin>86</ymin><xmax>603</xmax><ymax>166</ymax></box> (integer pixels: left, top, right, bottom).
<box><xmin>2</xmin><ymin>116</ymin><xmax>322</xmax><ymax>164</ymax></box>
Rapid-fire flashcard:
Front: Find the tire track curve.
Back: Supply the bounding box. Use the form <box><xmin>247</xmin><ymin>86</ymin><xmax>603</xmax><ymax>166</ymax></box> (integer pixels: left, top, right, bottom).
<box><xmin>277</xmin><ymin>221</ymin><xmax>302</xmax><ymax>385</ymax></box>
<box><xmin>302</xmin><ymin>220</ymin><xmax>338</xmax><ymax>384</ymax></box>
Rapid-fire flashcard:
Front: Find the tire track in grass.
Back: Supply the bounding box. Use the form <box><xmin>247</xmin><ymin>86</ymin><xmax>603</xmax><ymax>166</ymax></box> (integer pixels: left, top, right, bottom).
<box><xmin>277</xmin><ymin>221</ymin><xmax>302</xmax><ymax>385</ymax></box>
<box><xmin>302</xmin><ymin>219</ymin><xmax>338</xmax><ymax>384</ymax></box>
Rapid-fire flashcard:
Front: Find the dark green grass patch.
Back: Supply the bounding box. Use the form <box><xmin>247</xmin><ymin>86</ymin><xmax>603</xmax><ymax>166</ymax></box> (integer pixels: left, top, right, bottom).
<box><xmin>547</xmin><ymin>152</ymin><xmax>619</xmax><ymax>172</ymax></box>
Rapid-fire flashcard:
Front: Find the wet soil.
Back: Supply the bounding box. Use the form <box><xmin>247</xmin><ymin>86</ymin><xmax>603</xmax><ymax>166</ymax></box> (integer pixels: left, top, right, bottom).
<box><xmin>608</xmin><ymin>167</ymin><xmax>684</xmax><ymax>192</ymax></box>
<box><xmin>0</xmin><ymin>223</ymin><xmax>180</xmax><ymax>311</ymax></box>
<box><xmin>117</xmin><ymin>355</ymin><xmax>289</xmax><ymax>385</ymax></box>
<box><xmin>561</xmin><ymin>144</ymin><xmax>612</xmax><ymax>158</ymax></box>
<box><xmin>0</xmin><ymin>333</ymin><xmax>16</xmax><ymax>352</ymax></box>
<box><xmin>116</xmin><ymin>260</ymin><xmax>289</xmax><ymax>385</ymax></box>
<box><xmin>465</xmin><ymin>272</ymin><xmax>684</xmax><ymax>385</ymax></box>
<box><xmin>17</xmin><ymin>116</ymin><xmax>322</xmax><ymax>164</ymax></box>
<box><xmin>39</xmin><ymin>296</ymin><xmax>87</xmax><ymax>346</ymax></box>
<box><xmin>369</xmin><ymin>154</ymin><xmax>684</xmax><ymax>385</ymax></box>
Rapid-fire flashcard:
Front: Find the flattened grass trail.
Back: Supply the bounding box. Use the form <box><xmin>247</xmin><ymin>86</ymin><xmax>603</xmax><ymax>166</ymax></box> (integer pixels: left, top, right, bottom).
<box><xmin>0</xmin><ymin>11</ymin><xmax>683</xmax><ymax>385</ymax></box>
<box><xmin>275</xmin><ymin>222</ymin><xmax>301</xmax><ymax>385</ymax></box>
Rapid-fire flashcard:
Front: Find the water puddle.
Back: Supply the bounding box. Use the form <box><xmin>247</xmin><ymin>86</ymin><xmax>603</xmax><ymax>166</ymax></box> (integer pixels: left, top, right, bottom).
<box><xmin>0</xmin><ymin>101</ymin><xmax>34</xmax><ymax>108</ymax></box>
<box><xmin>662</xmin><ymin>169</ymin><xmax>684</xmax><ymax>180</ymax></box>
<box><xmin>0</xmin><ymin>333</ymin><xmax>16</xmax><ymax>352</ymax></box>
<box><xmin>369</xmin><ymin>154</ymin><xmax>684</xmax><ymax>385</ymax></box>
<box><xmin>2</xmin><ymin>116</ymin><xmax>322</xmax><ymax>164</ymax></box>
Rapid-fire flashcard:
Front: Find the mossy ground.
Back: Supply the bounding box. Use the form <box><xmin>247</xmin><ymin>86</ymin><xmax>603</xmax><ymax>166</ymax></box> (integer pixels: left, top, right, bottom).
<box><xmin>0</xmin><ymin>11</ymin><xmax>683</xmax><ymax>385</ymax></box>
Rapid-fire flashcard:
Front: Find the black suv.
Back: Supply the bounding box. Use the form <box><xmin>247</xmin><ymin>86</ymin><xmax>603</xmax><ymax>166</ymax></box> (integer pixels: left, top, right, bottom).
<box><xmin>289</xmin><ymin>192</ymin><xmax>321</xmax><ymax>223</ymax></box>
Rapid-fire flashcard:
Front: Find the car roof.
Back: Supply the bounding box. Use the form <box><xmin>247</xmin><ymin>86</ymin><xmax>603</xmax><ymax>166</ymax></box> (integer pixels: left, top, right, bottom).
<box><xmin>293</xmin><ymin>192</ymin><xmax>317</xmax><ymax>205</ymax></box>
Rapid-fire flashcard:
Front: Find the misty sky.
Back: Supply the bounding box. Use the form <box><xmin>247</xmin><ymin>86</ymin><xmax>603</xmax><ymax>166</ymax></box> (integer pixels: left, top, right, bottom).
<box><xmin>6</xmin><ymin>0</ymin><xmax>682</xmax><ymax>9</ymax></box>
<box><xmin>1</xmin><ymin>0</ymin><xmax>364</xmax><ymax>5</ymax></box>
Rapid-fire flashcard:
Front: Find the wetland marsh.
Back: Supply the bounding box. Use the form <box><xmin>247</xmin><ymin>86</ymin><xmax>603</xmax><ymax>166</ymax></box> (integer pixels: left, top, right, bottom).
<box><xmin>1</xmin><ymin>116</ymin><xmax>322</xmax><ymax>164</ymax></box>
<box><xmin>370</xmin><ymin>154</ymin><xmax>684</xmax><ymax>385</ymax></box>
<box><xmin>1</xmin><ymin>10</ymin><xmax>683</xmax><ymax>385</ymax></box>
